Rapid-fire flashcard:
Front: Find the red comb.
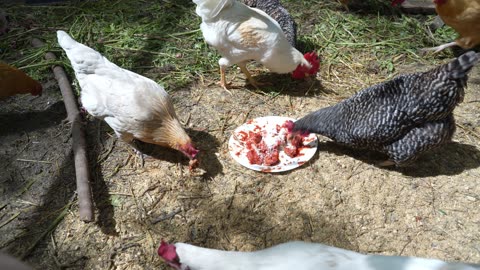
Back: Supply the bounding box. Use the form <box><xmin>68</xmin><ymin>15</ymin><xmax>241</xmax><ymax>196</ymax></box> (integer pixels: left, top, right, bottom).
<box><xmin>187</xmin><ymin>144</ymin><xmax>199</xmax><ymax>159</ymax></box>
<box><xmin>181</xmin><ymin>143</ymin><xmax>199</xmax><ymax>159</ymax></box>
<box><xmin>292</xmin><ymin>51</ymin><xmax>320</xmax><ymax>79</ymax></box>
<box><xmin>158</xmin><ymin>240</ymin><xmax>178</xmax><ymax>262</ymax></box>
<box><xmin>304</xmin><ymin>51</ymin><xmax>320</xmax><ymax>75</ymax></box>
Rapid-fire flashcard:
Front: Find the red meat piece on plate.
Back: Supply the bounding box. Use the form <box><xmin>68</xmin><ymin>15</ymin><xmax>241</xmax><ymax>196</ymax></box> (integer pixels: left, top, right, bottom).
<box><xmin>246</xmin><ymin>149</ymin><xmax>262</xmax><ymax>165</ymax></box>
<box><xmin>264</xmin><ymin>149</ymin><xmax>280</xmax><ymax>166</ymax></box>
<box><xmin>248</xmin><ymin>131</ymin><xmax>262</xmax><ymax>144</ymax></box>
<box><xmin>284</xmin><ymin>145</ymin><xmax>299</xmax><ymax>158</ymax></box>
<box><xmin>289</xmin><ymin>134</ymin><xmax>304</xmax><ymax>148</ymax></box>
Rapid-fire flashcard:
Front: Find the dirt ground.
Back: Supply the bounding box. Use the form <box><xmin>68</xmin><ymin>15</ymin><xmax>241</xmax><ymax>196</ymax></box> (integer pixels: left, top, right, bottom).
<box><xmin>1</xmin><ymin>4</ymin><xmax>480</xmax><ymax>270</ymax></box>
<box><xmin>1</xmin><ymin>59</ymin><xmax>479</xmax><ymax>269</ymax></box>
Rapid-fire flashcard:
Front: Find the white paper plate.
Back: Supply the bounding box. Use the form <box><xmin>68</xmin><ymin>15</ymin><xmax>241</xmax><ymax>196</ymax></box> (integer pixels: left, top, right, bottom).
<box><xmin>228</xmin><ymin>116</ymin><xmax>318</xmax><ymax>172</ymax></box>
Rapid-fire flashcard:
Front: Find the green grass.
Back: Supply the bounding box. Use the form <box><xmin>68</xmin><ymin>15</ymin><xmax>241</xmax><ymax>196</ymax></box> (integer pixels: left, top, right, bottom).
<box><xmin>0</xmin><ymin>0</ymin><xmax>458</xmax><ymax>93</ymax></box>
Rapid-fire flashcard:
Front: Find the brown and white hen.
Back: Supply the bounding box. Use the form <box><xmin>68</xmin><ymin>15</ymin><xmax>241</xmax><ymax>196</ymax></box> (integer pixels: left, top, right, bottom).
<box><xmin>57</xmin><ymin>31</ymin><xmax>198</xmax><ymax>160</ymax></box>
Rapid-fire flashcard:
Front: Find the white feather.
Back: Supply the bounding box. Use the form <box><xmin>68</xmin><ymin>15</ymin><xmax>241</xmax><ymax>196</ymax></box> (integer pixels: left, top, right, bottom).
<box><xmin>57</xmin><ymin>30</ymin><xmax>189</xmax><ymax>147</ymax></box>
<box><xmin>173</xmin><ymin>241</ymin><xmax>479</xmax><ymax>270</ymax></box>
<box><xmin>192</xmin><ymin>0</ymin><xmax>309</xmax><ymax>74</ymax></box>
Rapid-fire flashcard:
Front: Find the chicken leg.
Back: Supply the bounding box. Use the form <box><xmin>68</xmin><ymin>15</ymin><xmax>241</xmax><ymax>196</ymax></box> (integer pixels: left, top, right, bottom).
<box><xmin>238</xmin><ymin>62</ymin><xmax>259</xmax><ymax>89</ymax></box>
<box><xmin>219</xmin><ymin>66</ymin><xmax>232</xmax><ymax>90</ymax></box>
<box><xmin>115</xmin><ymin>131</ymin><xmax>149</xmax><ymax>167</ymax></box>
<box><xmin>420</xmin><ymin>41</ymin><xmax>457</xmax><ymax>54</ymax></box>
<box><xmin>238</xmin><ymin>61</ymin><xmax>271</xmax><ymax>89</ymax></box>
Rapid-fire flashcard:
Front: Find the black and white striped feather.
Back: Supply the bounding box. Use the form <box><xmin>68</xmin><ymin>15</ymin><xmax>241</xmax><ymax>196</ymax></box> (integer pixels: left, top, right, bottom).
<box><xmin>293</xmin><ymin>51</ymin><xmax>479</xmax><ymax>165</ymax></box>
<box><xmin>242</xmin><ymin>0</ymin><xmax>297</xmax><ymax>47</ymax></box>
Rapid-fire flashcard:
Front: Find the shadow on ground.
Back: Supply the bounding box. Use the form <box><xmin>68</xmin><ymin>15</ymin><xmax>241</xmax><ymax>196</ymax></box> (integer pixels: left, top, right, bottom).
<box><xmin>317</xmin><ymin>140</ymin><xmax>480</xmax><ymax>177</ymax></box>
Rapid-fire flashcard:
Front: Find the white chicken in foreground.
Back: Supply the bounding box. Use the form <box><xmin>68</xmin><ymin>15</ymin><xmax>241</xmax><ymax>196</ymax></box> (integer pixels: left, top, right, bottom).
<box><xmin>193</xmin><ymin>0</ymin><xmax>320</xmax><ymax>89</ymax></box>
<box><xmin>158</xmin><ymin>241</ymin><xmax>480</xmax><ymax>270</ymax></box>
<box><xmin>57</xmin><ymin>31</ymin><xmax>198</xmax><ymax>160</ymax></box>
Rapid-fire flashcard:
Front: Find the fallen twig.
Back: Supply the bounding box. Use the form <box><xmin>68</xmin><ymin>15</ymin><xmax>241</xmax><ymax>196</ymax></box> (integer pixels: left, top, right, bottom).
<box><xmin>0</xmin><ymin>212</ymin><xmax>21</xmax><ymax>229</ymax></box>
<box><xmin>150</xmin><ymin>208</ymin><xmax>182</xmax><ymax>224</ymax></box>
<box><xmin>16</xmin><ymin>158</ymin><xmax>53</xmax><ymax>164</ymax></box>
<box><xmin>32</xmin><ymin>38</ymin><xmax>94</xmax><ymax>222</ymax></box>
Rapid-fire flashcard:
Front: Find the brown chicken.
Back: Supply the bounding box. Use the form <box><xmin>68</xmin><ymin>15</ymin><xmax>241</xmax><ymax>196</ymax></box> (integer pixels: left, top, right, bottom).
<box><xmin>0</xmin><ymin>62</ymin><xmax>43</xmax><ymax>98</ymax></box>
<box><xmin>395</xmin><ymin>0</ymin><xmax>480</xmax><ymax>53</ymax></box>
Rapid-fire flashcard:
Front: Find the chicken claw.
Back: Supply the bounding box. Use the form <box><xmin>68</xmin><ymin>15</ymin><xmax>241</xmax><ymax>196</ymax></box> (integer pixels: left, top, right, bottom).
<box><xmin>238</xmin><ymin>62</ymin><xmax>272</xmax><ymax>89</ymax></box>
<box><xmin>377</xmin><ymin>160</ymin><xmax>396</xmax><ymax>167</ymax></box>
<box><xmin>419</xmin><ymin>41</ymin><xmax>457</xmax><ymax>55</ymax></box>
<box><xmin>219</xmin><ymin>67</ymin><xmax>234</xmax><ymax>93</ymax></box>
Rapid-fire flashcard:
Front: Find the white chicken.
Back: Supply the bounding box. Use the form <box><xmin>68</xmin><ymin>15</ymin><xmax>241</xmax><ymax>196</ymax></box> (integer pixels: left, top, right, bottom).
<box><xmin>158</xmin><ymin>240</ymin><xmax>480</xmax><ymax>270</ymax></box>
<box><xmin>57</xmin><ymin>31</ymin><xmax>198</xmax><ymax>160</ymax></box>
<box><xmin>193</xmin><ymin>0</ymin><xmax>320</xmax><ymax>89</ymax></box>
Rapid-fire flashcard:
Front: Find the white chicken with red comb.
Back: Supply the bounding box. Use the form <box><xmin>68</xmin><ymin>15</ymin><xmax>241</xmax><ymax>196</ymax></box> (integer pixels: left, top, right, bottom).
<box><xmin>192</xmin><ymin>0</ymin><xmax>320</xmax><ymax>89</ymax></box>
<box><xmin>158</xmin><ymin>240</ymin><xmax>480</xmax><ymax>270</ymax></box>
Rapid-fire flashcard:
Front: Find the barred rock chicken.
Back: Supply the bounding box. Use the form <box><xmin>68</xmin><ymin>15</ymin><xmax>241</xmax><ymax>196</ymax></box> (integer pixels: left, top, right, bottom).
<box><xmin>293</xmin><ymin>51</ymin><xmax>479</xmax><ymax>166</ymax></box>
<box><xmin>193</xmin><ymin>0</ymin><xmax>319</xmax><ymax>90</ymax></box>
<box><xmin>158</xmin><ymin>240</ymin><xmax>480</xmax><ymax>270</ymax></box>
<box><xmin>241</xmin><ymin>0</ymin><xmax>297</xmax><ymax>47</ymax></box>
<box><xmin>57</xmin><ymin>31</ymin><xmax>198</xmax><ymax>160</ymax></box>
<box><xmin>393</xmin><ymin>0</ymin><xmax>480</xmax><ymax>53</ymax></box>
<box><xmin>0</xmin><ymin>62</ymin><xmax>42</xmax><ymax>98</ymax></box>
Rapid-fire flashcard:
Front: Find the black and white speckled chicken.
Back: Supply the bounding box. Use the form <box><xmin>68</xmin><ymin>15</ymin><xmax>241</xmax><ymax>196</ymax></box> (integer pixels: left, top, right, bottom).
<box><xmin>293</xmin><ymin>51</ymin><xmax>480</xmax><ymax>166</ymax></box>
<box><xmin>242</xmin><ymin>0</ymin><xmax>297</xmax><ymax>47</ymax></box>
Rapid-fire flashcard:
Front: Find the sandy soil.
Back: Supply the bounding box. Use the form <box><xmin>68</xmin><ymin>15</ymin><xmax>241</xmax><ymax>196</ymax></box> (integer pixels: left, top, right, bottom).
<box><xmin>1</xmin><ymin>58</ymin><xmax>479</xmax><ymax>269</ymax></box>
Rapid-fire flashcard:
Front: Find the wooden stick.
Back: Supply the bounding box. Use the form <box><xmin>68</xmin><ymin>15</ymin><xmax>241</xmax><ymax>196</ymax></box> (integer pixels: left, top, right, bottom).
<box><xmin>31</xmin><ymin>38</ymin><xmax>94</xmax><ymax>222</ymax></box>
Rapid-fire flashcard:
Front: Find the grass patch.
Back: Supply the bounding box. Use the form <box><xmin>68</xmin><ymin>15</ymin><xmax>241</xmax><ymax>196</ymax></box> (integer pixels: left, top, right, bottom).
<box><xmin>1</xmin><ymin>0</ymin><xmax>457</xmax><ymax>95</ymax></box>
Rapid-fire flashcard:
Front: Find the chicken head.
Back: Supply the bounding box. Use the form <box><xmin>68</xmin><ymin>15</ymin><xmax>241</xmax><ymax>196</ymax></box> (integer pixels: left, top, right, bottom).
<box><xmin>291</xmin><ymin>51</ymin><xmax>320</xmax><ymax>80</ymax></box>
<box><xmin>179</xmin><ymin>143</ymin><xmax>199</xmax><ymax>160</ymax></box>
<box><xmin>158</xmin><ymin>241</ymin><xmax>188</xmax><ymax>270</ymax></box>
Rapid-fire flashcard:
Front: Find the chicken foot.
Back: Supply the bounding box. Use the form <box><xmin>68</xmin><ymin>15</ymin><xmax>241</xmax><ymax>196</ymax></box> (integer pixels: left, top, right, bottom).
<box><xmin>377</xmin><ymin>160</ymin><xmax>396</xmax><ymax>167</ymax></box>
<box><xmin>116</xmin><ymin>132</ymin><xmax>150</xmax><ymax>167</ymax></box>
<box><xmin>129</xmin><ymin>140</ymin><xmax>157</xmax><ymax>168</ymax></box>
<box><xmin>219</xmin><ymin>66</ymin><xmax>233</xmax><ymax>91</ymax></box>
<box><xmin>420</xmin><ymin>41</ymin><xmax>457</xmax><ymax>54</ymax></box>
<box><xmin>238</xmin><ymin>62</ymin><xmax>268</xmax><ymax>89</ymax></box>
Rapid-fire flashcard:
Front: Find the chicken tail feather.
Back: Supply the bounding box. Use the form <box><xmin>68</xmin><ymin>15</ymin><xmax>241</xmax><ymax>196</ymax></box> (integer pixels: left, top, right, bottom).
<box><xmin>57</xmin><ymin>30</ymin><xmax>78</xmax><ymax>50</ymax></box>
<box><xmin>446</xmin><ymin>51</ymin><xmax>480</xmax><ymax>80</ymax></box>
<box><xmin>194</xmin><ymin>0</ymin><xmax>231</xmax><ymax>20</ymax></box>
